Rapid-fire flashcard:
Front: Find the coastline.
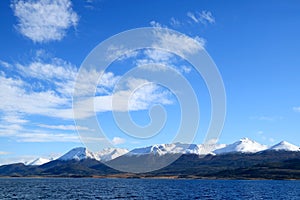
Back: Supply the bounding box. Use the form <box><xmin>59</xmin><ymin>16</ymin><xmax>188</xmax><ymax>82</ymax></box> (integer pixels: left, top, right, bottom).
<box><xmin>0</xmin><ymin>175</ymin><xmax>299</xmax><ymax>181</ymax></box>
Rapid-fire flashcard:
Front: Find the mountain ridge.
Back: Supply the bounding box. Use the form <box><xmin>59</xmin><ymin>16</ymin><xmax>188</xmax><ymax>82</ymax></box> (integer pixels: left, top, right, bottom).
<box><xmin>1</xmin><ymin>151</ymin><xmax>299</xmax><ymax>180</ymax></box>
<box><xmin>10</xmin><ymin>138</ymin><xmax>299</xmax><ymax>167</ymax></box>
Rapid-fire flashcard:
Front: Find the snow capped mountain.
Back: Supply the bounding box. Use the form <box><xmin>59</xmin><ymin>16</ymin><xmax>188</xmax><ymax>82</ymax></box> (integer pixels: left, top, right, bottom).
<box><xmin>130</xmin><ymin>143</ymin><xmax>196</xmax><ymax>156</ymax></box>
<box><xmin>26</xmin><ymin>157</ymin><xmax>53</xmax><ymax>166</ymax></box>
<box><xmin>27</xmin><ymin>138</ymin><xmax>299</xmax><ymax>165</ymax></box>
<box><xmin>96</xmin><ymin>148</ymin><xmax>129</xmax><ymax>162</ymax></box>
<box><xmin>268</xmin><ymin>141</ymin><xmax>300</xmax><ymax>152</ymax></box>
<box><xmin>59</xmin><ymin>147</ymin><xmax>97</xmax><ymax>161</ymax></box>
<box><xmin>129</xmin><ymin>143</ymin><xmax>225</xmax><ymax>156</ymax></box>
<box><xmin>213</xmin><ymin>138</ymin><xmax>268</xmax><ymax>154</ymax></box>
<box><xmin>58</xmin><ymin>147</ymin><xmax>129</xmax><ymax>162</ymax></box>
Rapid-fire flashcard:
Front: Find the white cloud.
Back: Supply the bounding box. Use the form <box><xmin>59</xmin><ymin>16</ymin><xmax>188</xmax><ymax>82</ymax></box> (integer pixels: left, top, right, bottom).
<box><xmin>17</xmin><ymin>59</ymin><xmax>77</xmax><ymax>82</ymax></box>
<box><xmin>150</xmin><ymin>20</ymin><xmax>163</xmax><ymax>28</ymax></box>
<box><xmin>94</xmin><ymin>79</ymin><xmax>173</xmax><ymax>112</ymax></box>
<box><xmin>37</xmin><ymin>124</ymin><xmax>90</xmax><ymax>131</ymax></box>
<box><xmin>127</xmin><ymin>82</ymin><xmax>173</xmax><ymax>111</ymax></box>
<box><xmin>0</xmin><ymin>53</ymin><xmax>170</xmax><ymax>142</ymax></box>
<box><xmin>256</xmin><ymin>131</ymin><xmax>277</xmax><ymax>144</ymax></box>
<box><xmin>170</xmin><ymin>17</ymin><xmax>181</xmax><ymax>27</ymax></box>
<box><xmin>199</xmin><ymin>11</ymin><xmax>215</xmax><ymax>24</ymax></box>
<box><xmin>293</xmin><ymin>107</ymin><xmax>300</xmax><ymax>112</ymax></box>
<box><xmin>142</xmin><ymin>49</ymin><xmax>175</xmax><ymax>63</ymax></box>
<box><xmin>112</xmin><ymin>137</ymin><xmax>126</xmax><ymax>145</ymax></box>
<box><xmin>257</xmin><ymin>131</ymin><xmax>264</xmax><ymax>135</ymax></box>
<box><xmin>0</xmin><ymin>122</ymin><xmax>80</xmax><ymax>143</ymax></box>
<box><xmin>74</xmin><ymin>65</ymin><xmax>174</xmax><ymax>117</ymax></box>
<box><xmin>0</xmin><ymin>60</ymin><xmax>12</xmax><ymax>68</ymax></box>
<box><xmin>0</xmin><ymin>151</ymin><xmax>11</xmax><ymax>155</ymax></box>
<box><xmin>0</xmin><ymin>73</ymin><xmax>72</xmax><ymax>119</ymax></box>
<box><xmin>15</xmin><ymin>132</ymin><xmax>80</xmax><ymax>143</ymax></box>
<box><xmin>11</xmin><ymin>0</ymin><xmax>79</xmax><ymax>43</ymax></box>
<box><xmin>152</xmin><ymin>28</ymin><xmax>205</xmax><ymax>57</ymax></box>
<box><xmin>75</xmin><ymin>68</ymin><xmax>122</xmax><ymax>97</ymax></box>
<box><xmin>2</xmin><ymin>113</ymin><xmax>28</xmax><ymax>124</ymax></box>
<box><xmin>106</xmin><ymin>45</ymin><xmax>138</xmax><ymax>61</ymax></box>
<box><xmin>96</xmin><ymin>71</ymin><xmax>121</xmax><ymax>95</ymax></box>
<box><xmin>135</xmin><ymin>49</ymin><xmax>193</xmax><ymax>74</ymax></box>
<box><xmin>187</xmin><ymin>10</ymin><xmax>215</xmax><ymax>25</ymax></box>
<box><xmin>187</xmin><ymin>12</ymin><xmax>199</xmax><ymax>23</ymax></box>
<box><xmin>181</xmin><ymin>65</ymin><xmax>192</xmax><ymax>74</ymax></box>
<box><xmin>0</xmin><ymin>55</ymin><xmax>77</xmax><ymax>120</ymax></box>
<box><xmin>73</xmin><ymin>77</ymin><xmax>173</xmax><ymax>119</ymax></box>
<box><xmin>250</xmin><ymin>116</ymin><xmax>283</xmax><ymax>121</ymax></box>
<box><xmin>269</xmin><ymin>138</ymin><xmax>275</xmax><ymax>143</ymax></box>
<box><xmin>1</xmin><ymin>50</ymin><xmax>175</xmax><ymax>136</ymax></box>
<box><xmin>16</xmin><ymin>58</ymin><xmax>77</xmax><ymax>95</ymax></box>
<box><xmin>0</xmin><ymin>124</ymin><xmax>23</xmax><ymax>137</ymax></box>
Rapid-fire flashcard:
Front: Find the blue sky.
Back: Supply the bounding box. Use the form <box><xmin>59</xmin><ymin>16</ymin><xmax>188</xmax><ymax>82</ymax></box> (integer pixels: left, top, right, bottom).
<box><xmin>0</xmin><ymin>0</ymin><xmax>300</xmax><ymax>164</ymax></box>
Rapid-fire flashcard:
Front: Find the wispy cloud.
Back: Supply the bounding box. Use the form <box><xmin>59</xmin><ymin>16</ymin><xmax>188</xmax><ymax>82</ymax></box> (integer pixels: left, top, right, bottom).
<box><xmin>0</xmin><ymin>151</ymin><xmax>11</xmax><ymax>155</ymax></box>
<box><xmin>0</xmin><ymin>60</ymin><xmax>12</xmax><ymax>68</ymax></box>
<box><xmin>1</xmin><ymin>54</ymin><xmax>174</xmax><ymax>121</ymax></box>
<box><xmin>256</xmin><ymin>130</ymin><xmax>276</xmax><ymax>144</ymax></box>
<box><xmin>170</xmin><ymin>17</ymin><xmax>181</xmax><ymax>27</ymax></box>
<box><xmin>147</xmin><ymin>20</ymin><xmax>206</xmax><ymax>75</ymax></box>
<box><xmin>0</xmin><ymin>51</ymin><xmax>82</xmax><ymax>120</ymax></box>
<box><xmin>11</xmin><ymin>0</ymin><xmax>79</xmax><ymax>43</ymax></box>
<box><xmin>37</xmin><ymin>124</ymin><xmax>90</xmax><ymax>131</ymax></box>
<box><xmin>169</xmin><ymin>10</ymin><xmax>215</xmax><ymax>28</ymax></box>
<box><xmin>199</xmin><ymin>11</ymin><xmax>215</xmax><ymax>24</ymax></box>
<box><xmin>106</xmin><ymin>45</ymin><xmax>138</xmax><ymax>62</ymax></box>
<box><xmin>269</xmin><ymin>138</ymin><xmax>275</xmax><ymax>143</ymax></box>
<box><xmin>0</xmin><ymin>54</ymin><xmax>81</xmax><ymax>142</ymax></box>
<box><xmin>0</xmin><ymin>124</ymin><xmax>23</xmax><ymax>137</ymax></box>
<box><xmin>152</xmin><ymin>28</ymin><xmax>205</xmax><ymax>57</ymax></box>
<box><xmin>149</xmin><ymin>18</ymin><xmax>207</xmax><ymax>58</ymax></box>
<box><xmin>250</xmin><ymin>116</ymin><xmax>283</xmax><ymax>122</ymax></box>
<box><xmin>293</xmin><ymin>107</ymin><xmax>300</xmax><ymax>112</ymax></box>
<box><xmin>112</xmin><ymin>137</ymin><xmax>126</xmax><ymax>145</ymax></box>
<box><xmin>75</xmin><ymin>78</ymin><xmax>173</xmax><ymax>118</ymax></box>
<box><xmin>150</xmin><ymin>20</ymin><xmax>163</xmax><ymax>28</ymax></box>
<box><xmin>2</xmin><ymin>113</ymin><xmax>28</xmax><ymax>124</ymax></box>
<box><xmin>0</xmin><ymin>122</ymin><xmax>80</xmax><ymax>143</ymax></box>
<box><xmin>135</xmin><ymin>49</ymin><xmax>192</xmax><ymax>74</ymax></box>
<box><xmin>15</xmin><ymin>132</ymin><xmax>80</xmax><ymax>143</ymax></box>
<box><xmin>0</xmin><ymin>67</ymin><xmax>73</xmax><ymax>119</ymax></box>
<box><xmin>187</xmin><ymin>10</ymin><xmax>215</xmax><ymax>25</ymax></box>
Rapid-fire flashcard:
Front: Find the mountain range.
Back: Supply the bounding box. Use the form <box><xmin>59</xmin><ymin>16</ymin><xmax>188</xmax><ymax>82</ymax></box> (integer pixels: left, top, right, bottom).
<box><xmin>23</xmin><ymin>138</ymin><xmax>299</xmax><ymax>166</ymax></box>
<box><xmin>1</xmin><ymin>138</ymin><xmax>299</xmax><ymax>179</ymax></box>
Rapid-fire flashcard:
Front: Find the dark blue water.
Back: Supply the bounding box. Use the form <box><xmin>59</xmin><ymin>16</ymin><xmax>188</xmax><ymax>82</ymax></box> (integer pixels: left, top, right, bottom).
<box><xmin>0</xmin><ymin>178</ymin><xmax>299</xmax><ymax>199</ymax></box>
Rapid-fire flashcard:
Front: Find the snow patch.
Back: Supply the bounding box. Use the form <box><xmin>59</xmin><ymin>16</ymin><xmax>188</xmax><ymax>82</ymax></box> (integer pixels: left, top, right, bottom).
<box><xmin>269</xmin><ymin>141</ymin><xmax>299</xmax><ymax>151</ymax></box>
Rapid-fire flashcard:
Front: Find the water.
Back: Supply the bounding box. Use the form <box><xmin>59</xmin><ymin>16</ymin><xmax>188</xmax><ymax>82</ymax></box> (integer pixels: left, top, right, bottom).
<box><xmin>0</xmin><ymin>178</ymin><xmax>299</xmax><ymax>199</ymax></box>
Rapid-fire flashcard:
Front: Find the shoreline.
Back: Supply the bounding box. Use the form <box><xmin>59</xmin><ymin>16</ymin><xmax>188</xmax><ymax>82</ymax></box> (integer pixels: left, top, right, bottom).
<box><xmin>0</xmin><ymin>175</ymin><xmax>299</xmax><ymax>181</ymax></box>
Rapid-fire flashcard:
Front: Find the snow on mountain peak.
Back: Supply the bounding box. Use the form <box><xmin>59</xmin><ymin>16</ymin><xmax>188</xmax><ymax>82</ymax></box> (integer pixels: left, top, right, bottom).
<box><xmin>240</xmin><ymin>137</ymin><xmax>252</xmax><ymax>142</ymax></box>
<box><xmin>58</xmin><ymin>147</ymin><xmax>97</xmax><ymax>161</ymax></box>
<box><xmin>40</xmin><ymin>139</ymin><xmax>300</xmax><ymax>164</ymax></box>
<box><xmin>129</xmin><ymin>143</ymin><xmax>218</xmax><ymax>156</ymax></box>
<box><xmin>214</xmin><ymin>138</ymin><xmax>268</xmax><ymax>154</ymax></box>
<box><xmin>26</xmin><ymin>157</ymin><xmax>53</xmax><ymax>166</ymax></box>
<box><xmin>96</xmin><ymin>148</ymin><xmax>129</xmax><ymax>162</ymax></box>
<box><xmin>269</xmin><ymin>141</ymin><xmax>299</xmax><ymax>151</ymax></box>
<box><xmin>58</xmin><ymin>147</ymin><xmax>129</xmax><ymax>162</ymax></box>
